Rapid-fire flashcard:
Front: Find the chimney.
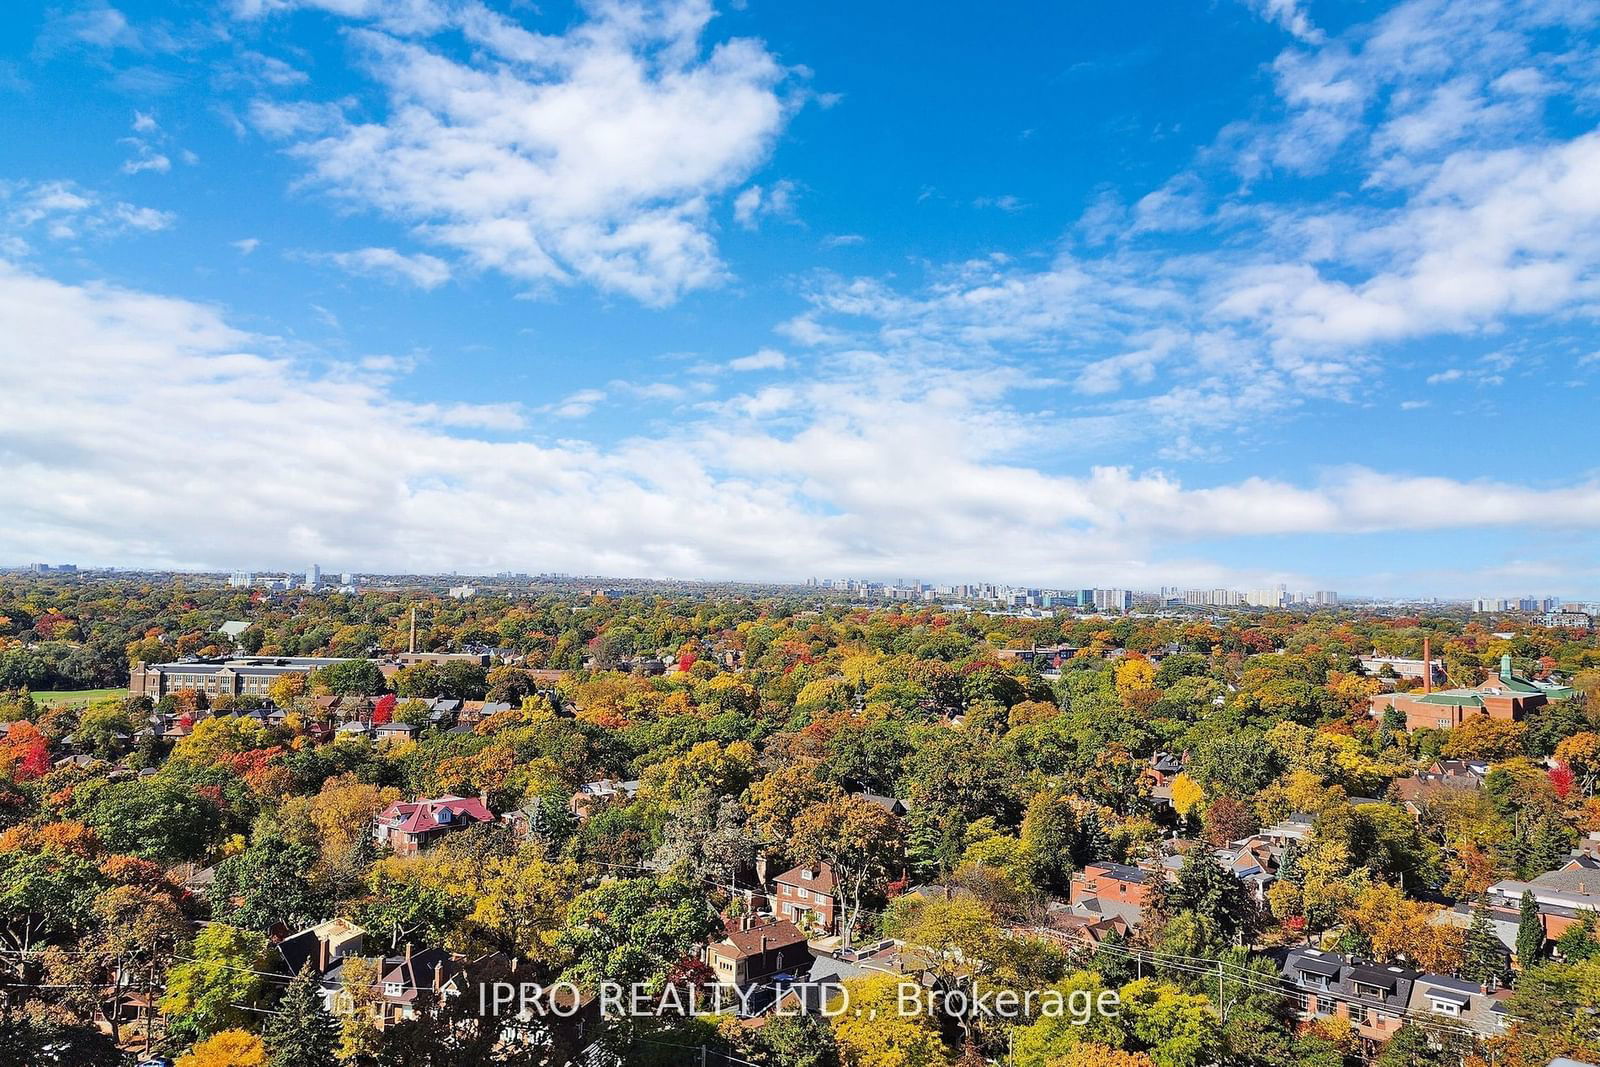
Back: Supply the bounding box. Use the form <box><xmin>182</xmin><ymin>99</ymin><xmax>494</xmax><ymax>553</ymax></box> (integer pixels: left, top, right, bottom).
<box><xmin>404</xmin><ymin>942</ymin><xmax>413</xmax><ymax>965</ymax></box>
<box><xmin>318</xmin><ymin>937</ymin><xmax>329</xmax><ymax>973</ymax></box>
<box><xmin>760</xmin><ymin>936</ymin><xmax>769</xmax><ymax>954</ymax></box>
<box><xmin>1423</xmin><ymin>637</ymin><xmax>1432</xmax><ymax>695</ymax></box>
<box><xmin>1501</xmin><ymin>653</ymin><xmax>1513</xmax><ymax>680</ymax></box>
<box><xmin>433</xmin><ymin>961</ymin><xmax>444</xmax><ymax>992</ymax></box>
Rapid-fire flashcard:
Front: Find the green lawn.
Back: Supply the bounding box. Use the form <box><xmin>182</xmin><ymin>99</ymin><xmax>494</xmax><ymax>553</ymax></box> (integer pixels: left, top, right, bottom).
<box><xmin>30</xmin><ymin>687</ymin><xmax>129</xmax><ymax>707</ymax></box>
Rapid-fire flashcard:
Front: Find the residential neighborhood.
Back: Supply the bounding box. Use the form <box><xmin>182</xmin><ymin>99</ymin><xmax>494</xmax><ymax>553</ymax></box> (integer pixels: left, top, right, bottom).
<box><xmin>3</xmin><ymin>0</ymin><xmax>1600</xmax><ymax>1063</ymax></box>
<box><xmin>0</xmin><ymin>570</ymin><xmax>1598</xmax><ymax>1066</ymax></box>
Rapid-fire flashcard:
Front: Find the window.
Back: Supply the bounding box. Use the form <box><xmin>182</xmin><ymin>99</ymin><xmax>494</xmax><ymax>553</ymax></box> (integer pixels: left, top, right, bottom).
<box><xmin>385</xmin><ymin>983</ymin><xmax>403</xmax><ymax>997</ymax></box>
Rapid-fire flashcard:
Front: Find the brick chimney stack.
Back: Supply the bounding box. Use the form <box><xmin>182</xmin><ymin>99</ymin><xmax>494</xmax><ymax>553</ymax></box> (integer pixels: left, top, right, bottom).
<box><xmin>1423</xmin><ymin>637</ymin><xmax>1432</xmax><ymax>694</ymax></box>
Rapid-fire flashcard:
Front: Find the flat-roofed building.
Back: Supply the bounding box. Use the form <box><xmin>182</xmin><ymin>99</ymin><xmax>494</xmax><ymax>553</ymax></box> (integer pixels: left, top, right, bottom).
<box><xmin>130</xmin><ymin>655</ymin><xmax>353</xmax><ymax>700</ymax></box>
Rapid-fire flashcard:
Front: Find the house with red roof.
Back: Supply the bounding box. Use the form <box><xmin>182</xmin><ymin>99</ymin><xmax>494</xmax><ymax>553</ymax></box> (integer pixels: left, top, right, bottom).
<box><xmin>703</xmin><ymin>915</ymin><xmax>809</xmax><ymax>986</ymax></box>
<box><xmin>372</xmin><ymin>795</ymin><xmax>493</xmax><ymax>856</ymax></box>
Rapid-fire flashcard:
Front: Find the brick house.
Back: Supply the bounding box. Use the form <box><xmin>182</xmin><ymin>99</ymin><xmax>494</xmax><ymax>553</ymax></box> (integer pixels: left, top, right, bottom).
<box><xmin>1282</xmin><ymin>948</ymin><xmax>1416</xmax><ymax>1044</ymax></box>
<box><xmin>372</xmin><ymin>795</ymin><xmax>493</xmax><ymax>856</ymax></box>
<box><xmin>703</xmin><ymin>916</ymin><xmax>809</xmax><ymax>986</ymax></box>
<box><xmin>1067</xmin><ymin>862</ymin><xmax>1151</xmax><ymax>927</ymax></box>
<box><xmin>772</xmin><ymin>864</ymin><xmax>838</xmax><ymax>935</ymax></box>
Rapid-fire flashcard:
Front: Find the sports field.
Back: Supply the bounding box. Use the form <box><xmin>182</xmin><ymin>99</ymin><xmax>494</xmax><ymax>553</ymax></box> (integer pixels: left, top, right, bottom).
<box><xmin>29</xmin><ymin>688</ymin><xmax>130</xmax><ymax>706</ymax></box>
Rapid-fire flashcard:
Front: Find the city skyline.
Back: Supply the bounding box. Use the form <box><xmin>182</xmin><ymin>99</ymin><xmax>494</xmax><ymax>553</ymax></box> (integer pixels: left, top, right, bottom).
<box><xmin>12</xmin><ymin>559</ymin><xmax>1598</xmax><ymax>609</ymax></box>
<box><xmin>2</xmin><ymin>1</ymin><xmax>1599</xmax><ymax>594</ymax></box>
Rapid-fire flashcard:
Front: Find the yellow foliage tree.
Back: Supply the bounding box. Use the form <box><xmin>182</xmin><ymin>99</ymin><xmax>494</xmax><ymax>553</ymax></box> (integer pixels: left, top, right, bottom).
<box><xmin>832</xmin><ymin>972</ymin><xmax>946</xmax><ymax>1067</ymax></box>
<box><xmin>1046</xmin><ymin>1045</ymin><xmax>1156</xmax><ymax>1067</ymax></box>
<box><xmin>176</xmin><ymin>1029</ymin><xmax>265</xmax><ymax>1067</ymax></box>
<box><xmin>1168</xmin><ymin>773</ymin><xmax>1205</xmax><ymax>818</ymax></box>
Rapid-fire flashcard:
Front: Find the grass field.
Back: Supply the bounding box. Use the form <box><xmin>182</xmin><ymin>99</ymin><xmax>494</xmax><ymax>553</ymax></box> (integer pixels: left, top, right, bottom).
<box><xmin>30</xmin><ymin>687</ymin><xmax>129</xmax><ymax>706</ymax></box>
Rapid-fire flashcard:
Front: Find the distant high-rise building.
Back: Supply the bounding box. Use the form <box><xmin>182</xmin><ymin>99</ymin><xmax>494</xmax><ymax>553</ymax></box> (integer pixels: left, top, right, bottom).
<box><xmin>229</xmin><ymin>570</ymin><xmax>254</xmax><ymax>588</ymax></box>
<box><xmin>305</xmin><ymin>564</ymin><xmax>322</xmax><ymax>590</ymax></box>
<box><xmin>1314</xmin><ymin>590</ymin><xmax>1339</xmax><ymax>606</ymax></box>
<box><xmin>1091</xmin><ymin>588</ymin><xmax>1132</xmax><ymax>613</ymax></box>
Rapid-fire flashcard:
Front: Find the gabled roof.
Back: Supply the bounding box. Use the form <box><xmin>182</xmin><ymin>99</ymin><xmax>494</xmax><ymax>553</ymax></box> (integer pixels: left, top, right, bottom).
<box><xmin>376</xmin><ymin>795</ymin><xmax>494</xmax><ymax>834</ymax></box>
<box><xmin>717</xmin><ymin>918</ymin><xmax>807</xmax><ymax>959</ymax></box>
<box><xmin>773</xmin><ymin>863</ymin><xmax>836</xmax><ymax>894</ymax></box>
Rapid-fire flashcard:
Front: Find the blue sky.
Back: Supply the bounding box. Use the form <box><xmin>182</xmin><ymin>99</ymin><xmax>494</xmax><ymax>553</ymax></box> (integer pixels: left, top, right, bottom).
<box><xmin>0</xmin><ymin>0</ymin><xmax>1597</xmax><ymax>596</ymax></box>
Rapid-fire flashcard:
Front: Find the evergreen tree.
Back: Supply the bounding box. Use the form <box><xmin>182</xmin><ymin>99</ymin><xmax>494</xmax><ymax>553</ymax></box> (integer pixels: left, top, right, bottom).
<box><xmin>1092</xmin><ymin>926</ymin><xmax>1136</xmax><ymax>986</ymax></box>
<box><xmin>1276</xmin><ymin>839</ymin><xmax>1303</xmax><ymax>885</ymax></box>
<box><xmin>1517</xmin><ymin>889</ymin><xmax>1544</xmax><ymax>971</ymax></box>
<box><xmin>264</xmin><ymin>967</ymin><xmax>340</xmax><ymax>1067</ymax></box>
<box><xmin>1072</xmin><ymin>809</ymin><xmax>1111</xmax><ymax>868</ymax></box>
<box><xmin>1170</xmin><ymin>848</ymin><xmax>1255</xmax><ymax>941</ymax></box>
<box><xmin>1530</xmin><ymin>815</ymin><xmax>1574</xmax><ymax>876</ymax></box>
<box><xmin>1461</xmin><ymin>900</ymin><xmax>1507</xmax><ymax>985</ymax></box>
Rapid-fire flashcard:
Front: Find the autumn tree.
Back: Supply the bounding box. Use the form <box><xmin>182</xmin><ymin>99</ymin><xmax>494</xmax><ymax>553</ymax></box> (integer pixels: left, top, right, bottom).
<box><xmin>791</xmin><ymin>794</ymin><xmax>902</xmax><ymax>945</ymax></box>
<box><xmin>832</xmin><ymin>972</ymin><xmax>947</xmax><ymax>1067</ymax></box>
<box><xmin>160</xmin><ymin>923</ymin><xmax>270</xmax><ymax>1041</ymax></box>
<box><xmin>177</xmin><ymin>1029</ymin><xmax>266</xmax><ymax>1067</ymax></box>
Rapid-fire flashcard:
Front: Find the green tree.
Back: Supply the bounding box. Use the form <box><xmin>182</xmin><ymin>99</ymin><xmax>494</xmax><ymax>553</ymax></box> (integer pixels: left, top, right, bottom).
<box><xmin>558</xmin><ymin>876</ymin><xmax>719</xmax><ymax>990</ymax></box>
<box><xmin>209</xmin><ymin>831</ymin><xmax>328</xmax><ymax>933</ymax></box>
<box><xmin>264</xmin><ymin>967</ymin><xmax>341</xmax><ymax>1067</ymax></box>
<box><xmin>1168</xmin><ymin>850</ymin><xmax>1255</xmax><ymax>941</ymax></box>
<box><xmin>1518</xmin><ymin>889</ymin><xmax>1544</xmax><ymax>970</ymax></box>
<box><xmin>160</xmin><ymin>923</ymin><xmax>270</xmax><ymax>1041</ymax></box>
<box><xmin>1461</xmin><ymin>899</ymin><xmax>1506</xmax><ymax>984</ymax></box>
<box><xmin>755</xmin><ymin>1013</ymin><xmax>840</xmax><ymax>1067</ymax></box>
<box><xmin>311</xmin><ymin>659</ymin><xmax>387</xmax><ymax>696</ymax></box>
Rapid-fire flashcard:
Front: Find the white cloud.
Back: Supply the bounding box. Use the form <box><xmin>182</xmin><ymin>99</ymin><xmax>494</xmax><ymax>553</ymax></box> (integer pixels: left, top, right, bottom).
<box><xmin>733</xmin><ymin>179</ymin><xmax>798</xmax><ymax>229</ymax></box>
<box><xmin>132</xmin><ymin>110</ymin><xmax>158</xmax><ymax>133</ymax></box>
<box><xmin>0</xmin><ymin>180</ymin><xmax>173</xmax><ymax>245</ymax></box>
<box><xmin>1241</xmin><ymin>0</ymin><xmax>1324</xmax><ymax>43</ymax></box>
<box><xmin>5</xmin><ymin>261</ymin><xmax>1598</xmax><ymax>585</ymax></box>
<box><xmin>121</xmin><ymin>148</ymin><xmax>171</xmax><ymax>175</ymax></box>
<box><xmin>248</xmin><ymin>0</ymin><xmax>795</xmax><ymax>305</ymax></box>
<box><xmin>232</xmin><ymin>237</ymin><xmax>260</xmax><ymax>255</ymax></box>
<box><xmin>318</xmin><ymin>246</ymin><xmax>451</xmax><ymax>289</ymax></box>
<box><xmin>727</xmin><ymin>347</ymin><xmax>787</xmax><ymax>371</ymax></box>
<box><xmin>545</xmin><ymin>388</ymin><xmax>607</xmax><ymax>418</ymax></box>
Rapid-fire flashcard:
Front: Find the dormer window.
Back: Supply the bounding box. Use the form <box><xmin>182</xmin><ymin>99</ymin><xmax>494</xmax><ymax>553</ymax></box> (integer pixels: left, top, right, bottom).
<box><xmin>385</xmin><ymin>982</ymin><xmax>404</xmax><ymax>997</ymax></box>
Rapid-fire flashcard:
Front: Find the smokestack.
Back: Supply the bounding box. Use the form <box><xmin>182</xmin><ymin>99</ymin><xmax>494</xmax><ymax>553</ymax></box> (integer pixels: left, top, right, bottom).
<box><xmin>1423</xmin><ymin>637</ymin><xmax>1432</xmax><ymax>694</ymax></box>
<box><xmin>409</xmin><ymin>606</ymin><xmax>416</xmax><ymax>655</ymax></box>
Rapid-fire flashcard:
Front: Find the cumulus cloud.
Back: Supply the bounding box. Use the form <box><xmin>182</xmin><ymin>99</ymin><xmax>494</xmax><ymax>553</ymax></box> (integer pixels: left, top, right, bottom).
<box><xmin>247</xmin><ymin>0</ymin><xmax>794</xmax><ymax>305</ymax></box>
<box><xmin>3</xmin><ymin>261</ymin><xmax>1599</xmax><ymax>584</ymax></box>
